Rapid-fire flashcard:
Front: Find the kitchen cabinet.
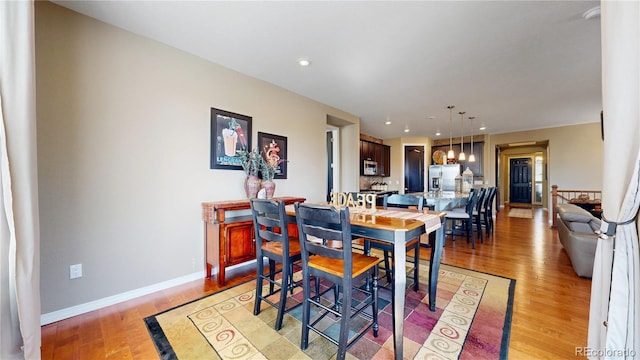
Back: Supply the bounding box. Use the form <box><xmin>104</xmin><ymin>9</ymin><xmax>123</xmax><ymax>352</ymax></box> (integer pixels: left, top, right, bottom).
<box><xmin>379</xmin><ymin>145</ymin><xmax>391</xmax><ymax>177</ymax></box>
<box><xmin>360</xmin><ymin>140</ymin><xmax>391</xmax><ymax>177</ymax></box>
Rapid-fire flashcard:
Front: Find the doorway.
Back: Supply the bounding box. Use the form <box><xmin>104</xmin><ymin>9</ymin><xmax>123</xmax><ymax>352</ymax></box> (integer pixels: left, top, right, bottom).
<box><xmin>509</xmin><ymin>157</ymin><xmax>532</xmax><ymax>205</ymax></box>
<box><xmin>404</xmin><ymin>146</ymin><xmax>424</xmax><ymax>193</ymax></box>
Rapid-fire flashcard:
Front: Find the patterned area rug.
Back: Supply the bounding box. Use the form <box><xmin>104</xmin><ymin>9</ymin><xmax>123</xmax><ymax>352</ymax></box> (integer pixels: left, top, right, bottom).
<box><xmin>508</xmin><ymin>208</ymin><xmax>533</xmax><ymax>218</ymax></box>
<box><xmin>145</xmin><ymin>261</ymin><xmax>515</xmax><ymax>360</ymax></box>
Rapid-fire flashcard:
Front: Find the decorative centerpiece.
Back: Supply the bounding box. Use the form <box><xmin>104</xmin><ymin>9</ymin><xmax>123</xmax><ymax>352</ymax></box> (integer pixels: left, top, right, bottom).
<box><xmin>236</xmin><ymin>147</ymin><xmax>262</xmax><ymax>198</ymax></box>
<box><xmin>259</xmin><ymin>148</ymin><xmax>287</xmax><ymax>199</ymax></box>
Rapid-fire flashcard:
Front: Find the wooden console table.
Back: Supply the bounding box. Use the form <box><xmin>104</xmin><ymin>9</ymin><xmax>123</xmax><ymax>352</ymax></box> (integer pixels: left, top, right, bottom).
<box><xmin>202</xmin><ymin>196</ymin><xmax>306</xmax><ymax>286</ymax></box>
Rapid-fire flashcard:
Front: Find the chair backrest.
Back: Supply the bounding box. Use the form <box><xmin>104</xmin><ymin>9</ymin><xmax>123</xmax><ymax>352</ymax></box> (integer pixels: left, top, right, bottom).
<box><xmin>294</xmin><ymin>203</ymin><xmax>353</xmax><ymax>277</ymax></box>
<box><xmin>383</xmin><ymin>194</ymin><xmax>424</xmax><ymax>211</ymax></box>
<box><xmin>475</xmin><ymin>188</ymin><xmax>487</xmax><ymax>212</ymax></box>
<box><xmin>485</xmin><ymin>187</ymin><xmax>496</xmax><ymax>212</ymax></box>
<box><xmin>250</xmin><ymin>198</ymin><xmax>288</xmax><ymax>251</ymax></box>
<box><xmin>464</xmin><ymin>189</ymin><xmax>478</xmax><ymax>216</ymax></box>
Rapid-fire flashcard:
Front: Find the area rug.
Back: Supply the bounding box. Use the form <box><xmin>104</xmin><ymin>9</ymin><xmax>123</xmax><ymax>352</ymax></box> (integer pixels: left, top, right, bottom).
<box><xmin>508</xmin><ymin>208</ymin><xmax>533</xmax><ymax>218</ymax></box>
<box><xmin>145</xmin><ymin>261</ymin><xmax>515</xmax><ymax>360</ymax></box>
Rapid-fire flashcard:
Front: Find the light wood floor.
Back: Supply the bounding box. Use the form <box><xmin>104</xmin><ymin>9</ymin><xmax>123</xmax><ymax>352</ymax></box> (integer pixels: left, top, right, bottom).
<box><xmin>41</xmin><ymin>205</ymin><xmax>591</xmax><ymax>359</ymax></box>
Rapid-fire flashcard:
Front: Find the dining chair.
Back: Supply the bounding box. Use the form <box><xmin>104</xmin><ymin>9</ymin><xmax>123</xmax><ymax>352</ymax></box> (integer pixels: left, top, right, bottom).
<box><xmin>294</xmin><ymin>202</ymin><xmax>380</xmax><ymax>360</ymax></box>
<box><xmin>250</xmin><ymin>198</ymin><xmax>303</xmax><ymax>331</ymax></box>
<box><xmin>444</xmin><ymin>189</ymin><xmax>478</xmax><ymax>248</ymax></box>
<box><xmin>481</xmin><ymin>187</ymin><xmax>497</xmax><ymax>237</ymax></box>
<box><xmin>366</xmin><ymin>194</ymin><xmax>423</xmax><ymax>291</ymax></box>
<box><xmin>471</xmin><ymin>188</ymin><xmax>487</xmax><ymax>244</ymax></box>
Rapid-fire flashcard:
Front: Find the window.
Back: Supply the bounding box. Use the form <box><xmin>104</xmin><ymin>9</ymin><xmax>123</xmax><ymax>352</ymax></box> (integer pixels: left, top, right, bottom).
<box><xmin>534</xmin><ymin>155</ymin><xmax>543</xmax><ymax>204</ymax></box>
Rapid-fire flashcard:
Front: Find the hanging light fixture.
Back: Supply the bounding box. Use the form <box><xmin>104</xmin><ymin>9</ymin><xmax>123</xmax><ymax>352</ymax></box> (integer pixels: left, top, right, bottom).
<box><xmin>458</xmin><ymin>111</ymin><xmax>466</xmax><ymax>161</ymax></box>
<box><xmin>447</xmin><ymin>105</ymin><xmax>455</xmax><ymax>159</ymax></box>
<box><xmin>468</xmin><ymin>116</ymin><xmax>476</xmax><ymax>162</ymax></box>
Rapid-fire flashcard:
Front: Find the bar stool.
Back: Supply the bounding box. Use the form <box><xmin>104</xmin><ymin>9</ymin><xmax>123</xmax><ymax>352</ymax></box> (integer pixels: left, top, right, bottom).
<box><xmin>294</xmin><ymin>202</ymin><xmax>380</xmax><ymax>360</ymax></box>
<box><xmin>445</xmin><ymin>189</ymin><xmax>478</xmax><ymax>248</ymax></box>
<box><xmin>250</xmin><ymin>198</ymin><xmax>303</xmax><ymax>331</ymax></box>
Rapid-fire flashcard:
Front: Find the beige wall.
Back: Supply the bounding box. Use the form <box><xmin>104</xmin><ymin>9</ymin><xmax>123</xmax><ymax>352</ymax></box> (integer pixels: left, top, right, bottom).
<box><xmin>384</xmin><ymin>137</ymin><xmax>433</xmax><ymax>193</ymax></box>
<box><xmin>487</xmin><ymin>123</ymin><xmax>603</xmax><ymax>208</ymax></box>
<box><xmin>36</xmin><ymin>2</ymin><xmax>359</xmax><ymax>317</ymax></box>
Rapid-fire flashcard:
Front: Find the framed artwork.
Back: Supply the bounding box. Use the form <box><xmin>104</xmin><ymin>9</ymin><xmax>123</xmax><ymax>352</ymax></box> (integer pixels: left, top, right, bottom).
<box><xmin>210</xmin><ymin>108</ymin><xmax>252</xmax><ymax>170</ymax></box>
<box><xmin>257</xmin><ymin>132</ymin><xmax>287</xmax><ymax>179</ymax></box>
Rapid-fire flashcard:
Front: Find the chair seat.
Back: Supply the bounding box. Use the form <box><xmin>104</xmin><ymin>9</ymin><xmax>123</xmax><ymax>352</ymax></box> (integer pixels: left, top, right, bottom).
<box><xmin>262</xmin><ymin>236</ymin><xmax>301</xmax><ymax>257</ymax></box>
<box><xmin>309</xmin><ymin>253</ymin><xmax>381</xmax><ymax>278</ymax></box>
<box><xmin>444</xmin><ymin>211</ymin><xmax>470</xmax><ymax>219</ymax></box>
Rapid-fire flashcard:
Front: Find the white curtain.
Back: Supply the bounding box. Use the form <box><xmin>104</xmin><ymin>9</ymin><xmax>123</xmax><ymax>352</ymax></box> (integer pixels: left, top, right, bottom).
<box><xmin>0</xmin><ymin>1</ymin><xmax>41</xmax><ymax>359</ymax></box>
<box><xmin>588</xmin><ymin>1</ymin><xmax>640</xmax><ymax>359</ymax></box>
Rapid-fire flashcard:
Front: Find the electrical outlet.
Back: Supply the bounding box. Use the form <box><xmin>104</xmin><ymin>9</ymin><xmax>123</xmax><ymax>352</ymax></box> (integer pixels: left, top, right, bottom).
<box><xmin>70</xmin><ymin>264</ymin><xmax>82</xmax><ymax>279</ymax></box>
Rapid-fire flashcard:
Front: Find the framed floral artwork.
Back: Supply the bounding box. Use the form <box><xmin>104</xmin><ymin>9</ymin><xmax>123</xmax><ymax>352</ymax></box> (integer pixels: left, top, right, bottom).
<box><xmin>210</xmin><ymin>108</ymin><xmax>252</xmax><ymax>170</ymax></box>
<box><xmin>257</xmin><ymin>132</ymin><xmax>287</xmax><ymax>179</ymax></box>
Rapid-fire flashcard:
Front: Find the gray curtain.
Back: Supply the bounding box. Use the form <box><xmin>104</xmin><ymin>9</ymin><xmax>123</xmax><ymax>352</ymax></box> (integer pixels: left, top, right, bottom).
<box><xmin>0</xmin><ymin>1</ymin><xmax>41</xmax><ymax>359</ymax></box>
<box><xmin>588</xmin><ymin>1</ymin><xmax>640</xmax><ymax>358</ymax></box>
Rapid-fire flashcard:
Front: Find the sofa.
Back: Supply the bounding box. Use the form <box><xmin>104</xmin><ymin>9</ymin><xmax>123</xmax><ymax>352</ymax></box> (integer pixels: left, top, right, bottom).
<box><xmin>556</xmin><ymin>203</ymin><xmax>600</xmax><ymax>278</ymax></box>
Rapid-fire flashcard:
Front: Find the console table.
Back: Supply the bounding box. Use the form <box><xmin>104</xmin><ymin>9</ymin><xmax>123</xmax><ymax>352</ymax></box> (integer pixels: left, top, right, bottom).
<box><xmin>202</xmin><ymin>196</ymin><xmax>306</xmax><ymax>286</ymax></box>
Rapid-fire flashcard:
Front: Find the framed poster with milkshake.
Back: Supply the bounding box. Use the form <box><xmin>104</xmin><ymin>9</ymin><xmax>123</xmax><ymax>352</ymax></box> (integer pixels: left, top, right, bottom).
<box><xmin>210</xmin><ymin>108</ymin><xmax>252</xmax><ymax>170</ymax></box>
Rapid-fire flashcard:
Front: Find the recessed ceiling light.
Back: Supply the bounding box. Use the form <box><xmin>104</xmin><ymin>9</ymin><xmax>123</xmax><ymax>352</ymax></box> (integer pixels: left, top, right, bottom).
<box><xmin>479</xmin><ymin>126</ymin><xmax>486</xmax><ymax>131</ymax></box>
<box><xmin>385</xmin><ymin>121</ymin><xmax>392</xmax><ymax>125</ymax></box>
<box><xmin>298</xmin><ymin>58</ymin><xmax>311</xmax><ymax>67</ymax></box>
<box><xmin>435</xmin><ymin>132</ymin><xmax>441</xmax><ymax>136</ymax></box>
<box><xmin>404</xmin><ymin>128</ymin><xmax>410</xmax><ymax>133</ymax></box>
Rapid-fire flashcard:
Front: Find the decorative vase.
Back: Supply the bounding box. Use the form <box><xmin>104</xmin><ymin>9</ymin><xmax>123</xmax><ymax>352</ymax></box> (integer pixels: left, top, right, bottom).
<box><xmin>261</xmin><ymin>179</ymin><xmax>276</xmax><ymax>199</ymax></box>
<box><xmin>244</xmin><ymin>175</ymin><xmax>261</xmax><ymax>198</ymax></box>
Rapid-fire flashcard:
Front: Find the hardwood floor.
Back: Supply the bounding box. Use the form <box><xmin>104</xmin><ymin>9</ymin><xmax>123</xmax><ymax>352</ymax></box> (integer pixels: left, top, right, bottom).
<box><xmin>41</xmin><ymin>205</ymin><xmax>591</xmax><ymax>359</ymax></box>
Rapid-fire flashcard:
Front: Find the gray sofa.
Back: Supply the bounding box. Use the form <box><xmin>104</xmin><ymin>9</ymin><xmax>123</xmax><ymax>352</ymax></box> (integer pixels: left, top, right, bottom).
<box><xmin>556</xmin><ymin>203</ymin><xmax>600</xmax><ymax>278</ymax></box>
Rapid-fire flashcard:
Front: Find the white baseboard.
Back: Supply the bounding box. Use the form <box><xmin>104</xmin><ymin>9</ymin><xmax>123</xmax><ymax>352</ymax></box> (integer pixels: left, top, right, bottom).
<box><xmin>40</xmin><ymin>270</ymin><xmax>206</xmax><ymax>326</ymax></box>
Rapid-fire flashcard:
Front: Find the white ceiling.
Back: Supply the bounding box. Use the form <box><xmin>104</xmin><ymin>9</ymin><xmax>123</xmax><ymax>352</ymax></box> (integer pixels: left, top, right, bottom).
<box><xmin>53</xmin><ymin>0</ymin><xmax>602</xmax><ymax>140</ymax></box>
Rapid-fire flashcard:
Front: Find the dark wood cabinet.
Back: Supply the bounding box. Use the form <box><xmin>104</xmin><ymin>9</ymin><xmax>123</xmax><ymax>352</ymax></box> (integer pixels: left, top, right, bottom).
<box><xmin>202</xmin><ymin>196</ymin><xmax>306</xmax><ymax>286</ymax></box>
<box><xmin>360</xmin><ymin>140</ymin><xmax>391</xmax><ymax>177</ymax></box>
<box><xmin>379</xmin><ymin>145</ymin><xmax>391</xmax><ymax>177</ymax></box>
<box><xmin>225</xmin><ymin>219</ymin><xmax>255</xmax><ymax>266</ymax></box>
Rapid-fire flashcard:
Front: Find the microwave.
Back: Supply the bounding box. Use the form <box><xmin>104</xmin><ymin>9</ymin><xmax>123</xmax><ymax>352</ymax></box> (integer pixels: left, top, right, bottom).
<box><xmin>363</xmin><ymin>160</ymin><xmax>377</xmax><ymax>175</ymax></box>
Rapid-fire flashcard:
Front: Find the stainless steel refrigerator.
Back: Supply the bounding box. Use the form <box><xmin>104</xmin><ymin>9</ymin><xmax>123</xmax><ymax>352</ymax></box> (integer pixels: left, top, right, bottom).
<box><xmin>428</xmin><ymin>164</ymin><xmax>461</xmax><ymax>192</ymax></box>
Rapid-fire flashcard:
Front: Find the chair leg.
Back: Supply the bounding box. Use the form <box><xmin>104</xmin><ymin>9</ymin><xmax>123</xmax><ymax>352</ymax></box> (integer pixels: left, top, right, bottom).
<box><xmin>254</xmin><ymin>255</ymin><xmax>264</xmax><ymax>316</ymax></box>
<box><xmin>372</xmin><ymin>268</ymin><xmax>379</xmax><ymax>337</ymax></box>
<box><xmin>268</xmin><ymin>259</ymin><xmax>276</xmax><ymax>294</ymax></box>
<box><xmin>275</xmin><ymin>260</ymin><xmax>289</xmax><ymax>331</ymax></box>
<box><xmin>469</xmin><ymin>220</ymin><xmax>475</xmax><ymax>249</ymax></box>
<box><xmin>336</xmin><ymin>285</ymin><xmax>351</xmax><ymax>360</ymax></box>
<box><xmin>301</xmin><ymin>270</ymin><xmax>311</xmax><ymax>350</ymax></box>
<box><xmin>383</xmin><ymin>250</ymin><xmax>392</xmax><ymax>283</ymax></box>
<box><xmin>413</xmin><ymin>244</ymin><xmax>420</xmax><ymax>292</ymax></box>
<box><xmin>289</xmin><ymin>262</ymin><xmax>295</xmax><ymax>294</ymax></box>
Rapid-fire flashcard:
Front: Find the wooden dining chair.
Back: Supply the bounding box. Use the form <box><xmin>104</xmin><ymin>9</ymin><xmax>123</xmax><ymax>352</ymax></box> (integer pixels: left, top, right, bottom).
<box><xmin>444</xmin><ymin>189</ymin><xmax>479</xmax><ymax>248</ymax></box>
<box><xmin>366</xmin><ymin>194</ymin><xmax>424</xmax><ymax>291</ymax></box>
<box><xmin>294</xmin><ymin>202</ymin><xmax>380</xmax><ymax>360</ymax></box>
<box><xmin>250</xmin><ymin>198</ymin><xmax>303</xmax><ymax>331</ymax></box>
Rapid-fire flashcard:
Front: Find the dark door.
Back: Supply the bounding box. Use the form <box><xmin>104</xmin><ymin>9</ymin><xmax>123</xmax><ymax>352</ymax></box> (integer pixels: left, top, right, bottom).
<box><xmin>404</xmin><ymin>146</ymin><xmax>424</xmax><ymax>193</ymax></box>
<box><xmin>509</xmin><ymin>158</ymin><xmax>532</xmax><ymax>204</ymax></box>
<box><xmin>326</xmin><ymin>131</ymin><xmax>334</xmax><ymax>202</ymax></box>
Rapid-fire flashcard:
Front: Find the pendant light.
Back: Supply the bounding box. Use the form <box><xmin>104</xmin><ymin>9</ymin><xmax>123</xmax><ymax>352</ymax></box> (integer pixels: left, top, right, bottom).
<box><xmin>447</xmin><ymin>105</ymin><xmax>455</xmax><ymax>159</ymax></box>
<box><xmin>468</xmin><ymin>116</ymin><xmax>476</xmax><ymax>162</ymax></box>
<box><xmin>458</xmin><ymin>111</ymin><xmax>466</xmax><ymax>161</ymax></box>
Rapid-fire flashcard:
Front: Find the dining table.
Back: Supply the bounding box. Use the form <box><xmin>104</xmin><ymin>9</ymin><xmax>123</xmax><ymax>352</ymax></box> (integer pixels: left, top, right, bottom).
<box><xmin>285</xmin><ymin>203</ymin><xmax>445</xmax><ymax>360</ymax></box>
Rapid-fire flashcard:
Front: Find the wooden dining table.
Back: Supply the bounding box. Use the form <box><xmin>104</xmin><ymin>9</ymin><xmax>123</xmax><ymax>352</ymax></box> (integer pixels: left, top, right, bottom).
<box><xmin>286</xmin><ymin>204</ymin><xmax>445</xmax><ymax>360</ymax></box>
